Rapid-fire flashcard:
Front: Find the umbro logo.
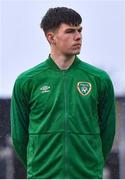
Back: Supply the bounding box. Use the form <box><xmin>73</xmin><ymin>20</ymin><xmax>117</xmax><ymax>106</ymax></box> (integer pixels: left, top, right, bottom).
<box><xmin>40</xmin><ymin>85</ymin><xmax>51</xmax><ymax>93</ymax></box>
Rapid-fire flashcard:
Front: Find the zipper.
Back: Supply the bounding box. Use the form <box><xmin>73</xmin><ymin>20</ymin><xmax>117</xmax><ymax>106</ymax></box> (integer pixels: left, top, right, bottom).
<box><xmin>63</xmin><ymin>71</ymin><xmax>70</xmax><ymax>179</ymax></box>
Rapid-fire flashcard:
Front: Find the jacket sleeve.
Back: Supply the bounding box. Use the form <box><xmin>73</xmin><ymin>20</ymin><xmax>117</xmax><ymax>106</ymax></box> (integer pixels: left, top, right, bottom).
<box><xmin>98</xmin><ymin>74</ymin><xmax>116</xmax><ymax>162</ymax></box>
<box><xmin>10</xmin><ymin>77</ymin><xmax>30</xmax><ymax>168</ymax></box>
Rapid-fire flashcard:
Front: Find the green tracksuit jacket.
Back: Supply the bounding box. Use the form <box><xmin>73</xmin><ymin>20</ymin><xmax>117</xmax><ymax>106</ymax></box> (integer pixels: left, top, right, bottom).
<box><xmin>11</xmin><ymin>55</ymin><xmax>116</xmax><ymax>179</ymax></box>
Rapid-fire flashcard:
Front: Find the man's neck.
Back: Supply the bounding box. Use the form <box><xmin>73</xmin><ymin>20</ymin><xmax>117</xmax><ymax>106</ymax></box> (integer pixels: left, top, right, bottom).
<box><xmin>50</xmin><ymin>53</ymin><xmax>75</xmax><ymax>70</ymax></box>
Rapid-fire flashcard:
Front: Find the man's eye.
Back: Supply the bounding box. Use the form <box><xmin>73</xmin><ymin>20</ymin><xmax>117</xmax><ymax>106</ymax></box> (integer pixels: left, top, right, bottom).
<box><xmin>78</xmin><ymin>29</ymin><xmax>82</xmax><ymax>33</ymax></box>
<box><xmin>66</xmin><ymin>30</ymin><xmax>75</xmax><ymax>33</ymax></box>
<box><xmin>65</xmin><ymin>29</ymin><xmax>82</xmax><ymax>34</ymax></box>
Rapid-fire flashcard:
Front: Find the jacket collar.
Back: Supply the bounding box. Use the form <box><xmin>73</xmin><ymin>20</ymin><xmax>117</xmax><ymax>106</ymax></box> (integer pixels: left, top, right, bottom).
<box><xmin>46</xmin><ymin>54</ymin><xmax>80</xmax><ymax>71</ymax></box>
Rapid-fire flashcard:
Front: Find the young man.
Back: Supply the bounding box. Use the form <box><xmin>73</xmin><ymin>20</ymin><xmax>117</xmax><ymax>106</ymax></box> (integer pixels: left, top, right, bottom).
<box><xmin>11</xmin><ymin>7</ymin><xmax>116</xmax><ymax>179</ymax></box>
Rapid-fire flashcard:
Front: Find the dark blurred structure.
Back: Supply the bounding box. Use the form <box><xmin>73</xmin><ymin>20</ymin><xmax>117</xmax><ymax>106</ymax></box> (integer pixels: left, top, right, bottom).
<box><xmin>0</xmin><ymin>97</ymin><xmax>124</xmax><ymax>179</ymax></box>
<box><xmin>0</xmin><ymin>99</ymin><xmax>26</xmax><ymax>178</ymax></box>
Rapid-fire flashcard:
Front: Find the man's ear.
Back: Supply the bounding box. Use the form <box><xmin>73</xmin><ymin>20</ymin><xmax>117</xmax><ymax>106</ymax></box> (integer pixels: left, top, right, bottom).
<box><xmin>46</xmin><ymin>32</ymin><xmax>55</xmax><ymax>45</ymax></box>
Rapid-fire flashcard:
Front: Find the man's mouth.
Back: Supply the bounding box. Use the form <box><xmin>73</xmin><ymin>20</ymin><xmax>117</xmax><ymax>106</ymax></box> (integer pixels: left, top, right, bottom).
<box><xmin>72</xmin><ymin>44</ymin><xmax>81</xmax><ymax>48</ymax></box>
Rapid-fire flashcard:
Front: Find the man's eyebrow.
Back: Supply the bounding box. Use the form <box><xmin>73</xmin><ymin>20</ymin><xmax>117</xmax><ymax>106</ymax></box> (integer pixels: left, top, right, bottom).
<box><xmin>65</xmin><ymin>27</ymin><xmax>83</xmax><ymax>31</ymax></box>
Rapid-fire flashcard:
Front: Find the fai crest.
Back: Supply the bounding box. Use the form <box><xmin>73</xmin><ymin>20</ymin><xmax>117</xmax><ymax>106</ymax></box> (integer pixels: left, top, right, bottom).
<box><xmin>77</xmin><ymin>82</ymin><xmax>92</xmax><ymax>96</ymax></box>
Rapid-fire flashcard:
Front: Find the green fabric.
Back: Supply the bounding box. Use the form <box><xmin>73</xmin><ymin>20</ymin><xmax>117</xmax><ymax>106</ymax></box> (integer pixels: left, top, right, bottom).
<box><xmin>10</xmin><ymin>56</ymin><xmax>116</xmax><ymax>179</ymax></box>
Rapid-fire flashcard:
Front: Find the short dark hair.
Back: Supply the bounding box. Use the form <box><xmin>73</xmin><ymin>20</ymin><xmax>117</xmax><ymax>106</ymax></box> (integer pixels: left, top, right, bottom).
<box><xmin>40</xmin><ymin>7</ymin><xmax>82</xmax><ymax>34</ymax></box>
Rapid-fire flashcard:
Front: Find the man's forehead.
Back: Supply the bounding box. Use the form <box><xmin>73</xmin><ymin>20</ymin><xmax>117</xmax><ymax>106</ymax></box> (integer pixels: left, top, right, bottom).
<box><xmin>59</xmin><ymin>23</ymin><xmax>82</xmax><ymax>30</ymax></box>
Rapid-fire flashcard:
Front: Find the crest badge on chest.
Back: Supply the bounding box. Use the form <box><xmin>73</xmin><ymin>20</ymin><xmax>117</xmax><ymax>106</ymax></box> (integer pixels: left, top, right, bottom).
<box><xmin>77</xmin><ymin>82</ymin><xmax>92</xmax><ymax>96</ymax></box>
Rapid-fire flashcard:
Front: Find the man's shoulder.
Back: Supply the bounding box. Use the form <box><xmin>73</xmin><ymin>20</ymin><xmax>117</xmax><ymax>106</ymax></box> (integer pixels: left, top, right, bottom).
<box><xmin>77</xmin><ymin>58</ymin><xmax>110</xmax><ymax>80</ymax></box>
<box><xmin>15</xmin><ymin>59</ymin><xmax>48</xmax><ymax>83</ymax></box>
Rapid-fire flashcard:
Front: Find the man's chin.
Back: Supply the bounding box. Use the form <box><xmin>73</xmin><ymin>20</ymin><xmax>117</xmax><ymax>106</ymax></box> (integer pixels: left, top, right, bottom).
<box><xmin>72</xmin><ymin>51</ymin><xmax>80</xmax><ymax>56</ymax></box>
<box><xmin>73</xmin><ymin>49</ymin><xmax>81</xmax><ymax>55</ymax></box>
<box><xmin>66</xmin><ymin>51</ymin><xmax>81</xmax><ymax>56</ymax></box>
<box><xmin>75</xmin><ymin>51</ymin><xmax>80</xmax><ymax>55</ymax></box>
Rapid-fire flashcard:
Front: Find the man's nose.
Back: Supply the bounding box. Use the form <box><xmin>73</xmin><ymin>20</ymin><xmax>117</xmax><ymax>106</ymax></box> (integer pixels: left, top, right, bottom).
<box><xmin>74</xmin><ymin>31</ymin><xmax>82</xmax><ymax>40</ymax></box>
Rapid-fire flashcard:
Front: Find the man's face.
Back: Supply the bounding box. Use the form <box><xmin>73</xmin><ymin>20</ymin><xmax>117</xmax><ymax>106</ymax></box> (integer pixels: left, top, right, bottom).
<box><xmin>48</xmin><ymin>23</ymin><xmax>82</xmax><ymax>56</ymax></box>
